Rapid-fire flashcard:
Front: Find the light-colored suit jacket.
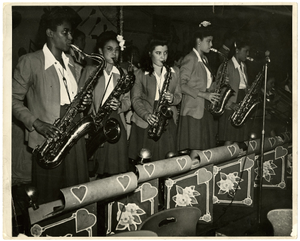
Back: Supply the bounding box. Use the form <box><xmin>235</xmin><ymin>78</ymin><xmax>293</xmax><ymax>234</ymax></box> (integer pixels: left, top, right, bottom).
<box><xmin>78</xmin><ymin>65</ymin><xmax>131</xmax><ymax>129</ymax></box>
<box><xmin>12</xmin><ymin>50</ymin><xmax>78</xmax><ymax>149</ymax></box>
<box><xmin>179</xmin><ymin>50</ymin><xmax>212</xmax><ymax>120</ymax></box>
<box><xmin>131</xmin><ymin>67</ymin><xmax>182</xmax><ymax>129</ymax></box>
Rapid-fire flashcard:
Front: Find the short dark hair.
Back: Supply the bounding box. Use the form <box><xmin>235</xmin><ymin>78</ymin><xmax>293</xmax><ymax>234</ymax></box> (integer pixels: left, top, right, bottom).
<box><xmin>96</xmin><ymin>31</ymin><xmax>118</xmax><ymax>50</ymax></box>
<box><xmin>36</xmin><ymin>6</ymin><xmax>81</xmax><ymax>49</ymax></box>
<box><xmin>140</xmin><ymin>36</ymin><xmax>169</xmax><ymax>75</ymax></box>
<box><xmin>234</xmin><ymin>35</ymin><xmax>250</xmax><ymax>50</ymax></box>
<box><xmin>191</xmin><ymin>23</ymin><xmax>214</xmax><ymax>48</ymax></box>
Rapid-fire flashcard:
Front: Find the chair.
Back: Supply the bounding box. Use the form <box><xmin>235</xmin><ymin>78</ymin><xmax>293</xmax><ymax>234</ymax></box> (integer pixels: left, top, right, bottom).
<box><xmin>267</xmin><ymin>209</ymin><xmax>293</xmax><ymax>236</ymax></box>
<box><xmin>138</xmin><ymin>207</ymin><xmax>201</xmax><ymax>236</ymax></box>
<box><xmin>109</xmin><ymin>230</ymin><xmax>157</xmax><ymax>237</ymax></box>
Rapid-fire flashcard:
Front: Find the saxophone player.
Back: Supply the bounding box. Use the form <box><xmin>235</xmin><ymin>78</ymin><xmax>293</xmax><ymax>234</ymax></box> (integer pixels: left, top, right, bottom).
<box><xmin>128</xmin><ymin>37</ymin><xmax>182</xmax><ymax>162</ymax></box>
<box><xmin>218</xmin><ymin>36</ymin><xmax>251</xmax><ymax>145</ymax></box>
<box><xmin>12</xmin><ymin>7</ymin><xmax>92</xmax><ymax>205</ymax></box>
<box><xmin>78</xmin><ymin>31</ymin><xmax>131</xmax><ymax>179</ymax></box>
<box><xmin>177</xmin><ymin>21</ymin><xmax>220</xmax><ymax>151</ymax></box>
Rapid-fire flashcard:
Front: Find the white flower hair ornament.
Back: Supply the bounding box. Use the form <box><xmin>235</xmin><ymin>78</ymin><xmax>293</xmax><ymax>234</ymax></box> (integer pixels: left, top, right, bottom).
<box><xmin>199</xmin><ymin>21</ymin><xmax>211</xmax><ymax>28</ymax></box>
<box><xmin>117</xmin><ymin>35</ymin><xmax>126</xmax><ymax>51</ymax></box>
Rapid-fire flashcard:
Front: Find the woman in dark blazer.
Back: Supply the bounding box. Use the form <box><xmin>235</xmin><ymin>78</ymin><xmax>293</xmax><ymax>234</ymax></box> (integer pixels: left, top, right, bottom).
<box><xmin>79</xmin><ymin>31</ymin><xmax>131</xmax><ymax>178</ymax></box>
<box><xmin>177</xmin><ymin>21</ymin><xmax>220</xmax><ymax>151</ymax></box>
<box><xmin>218</xmin><ymin>37</ymin><xmax>251</xmax><ymax>145</ymax></box>
<box><xmin>128</xmin><ymin>37</ymin><xmax>182</xmax><ymax>162</ymax></box>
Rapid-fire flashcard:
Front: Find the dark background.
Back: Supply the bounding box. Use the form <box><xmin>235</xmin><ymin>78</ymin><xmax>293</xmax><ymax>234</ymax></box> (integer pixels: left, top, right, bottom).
<box><xmin>12</xmin><ymin>5</ymin><xmax>293</xmax><ymax>87</ymax></box>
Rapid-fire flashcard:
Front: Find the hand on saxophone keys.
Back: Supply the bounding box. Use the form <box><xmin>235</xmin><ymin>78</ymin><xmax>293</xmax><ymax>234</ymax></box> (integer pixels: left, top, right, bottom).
<box><xmin>109</xmin><ymin>97</ymin><xmax>122</xmax><ymax>111</ymax></box>
<box><xmin>163</xmin><ymin>91</ymin><xmax>174</xmax><ymax>104</ymax></box>
<box><xmin>205</xmin><ymin>92</ymin><xmax>220</xmax><ymax>104</ymax></box>
<box><xmin>78</xmin><ymin>89</ymin><xmax>93</xmax><ymax>111</ymax></box>
<box><xmin>146</xmin><ymin>113</ymin><xmax>159</xmax><ymax>126</ymax></box>
<box><xmin>33</xmin><ymin>119</ymin><xmax>61</xmax><ymax>139</ymax></box>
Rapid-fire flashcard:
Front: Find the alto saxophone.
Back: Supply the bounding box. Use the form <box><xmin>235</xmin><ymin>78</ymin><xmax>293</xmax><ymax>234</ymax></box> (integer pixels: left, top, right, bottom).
<box><xmin>209</xmin><ymin>48</ymin><xmax>235</xmax><ymax>116</ymax></box>
<box><xmin>33</xmin><ymin>44</ymin><xmax>106</xmax><ymax>169</ymax></box>
<box><xmin>86</xmin><ymin>58</ymin><xmax>136</xmax><ymax>160</ymax></box>
<box><xmin>148</xmin><ymin>64</ymin><xmax>173</xmax><ymax>142</ymax></box>
<box><xmin>230</xmin><ymin>65</ymin><xmax>265</xmax><ymax>127</ymax></box>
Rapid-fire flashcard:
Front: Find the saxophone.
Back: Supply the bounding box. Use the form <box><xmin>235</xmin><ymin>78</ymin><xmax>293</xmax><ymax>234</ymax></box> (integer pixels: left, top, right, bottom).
<box><xmin>209</xmin><ymin>48</ymin><xmax>235</xmax><ymax>116</ymax></box>
<box><xmin>86</xmin><ymin>58</ymin><xmax>136</xmax><ymax>160</ymax></box>
<box><xmin>148</xmin><ymin>64</ymin><xmax>173</xmax><ymax>142</ymax></box>
<box><xmin>33</xmin><ymin>44</ymin><xmax>106</xmax><ymax>169</ymax></box>
<box><xmin>230</xmin><ymin>65</ymin><xmax>265</xmax><ymax>127</ymax></box>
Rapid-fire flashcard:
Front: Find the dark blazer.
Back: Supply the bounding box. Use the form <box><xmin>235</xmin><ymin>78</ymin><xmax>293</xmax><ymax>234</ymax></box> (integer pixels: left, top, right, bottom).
<box><xmin>216</xmin><ymin>57</ymin><xmax>249</xmax><ymax>107</ymax></box>
<box><xmin>78</xmin><ymin>65</ymin><xmax>131</xmax><ymax>128</ymax></box>
<box><xmin>179</xmin><ymin>50</ymin><xmax>212</xmax><ymax>120</ymax></box>
<box><xmin>131</xmin><ymin>67</ymin><xmax>182</xmax><ymax>129</ymax></box>
<box><xmin>12</xmin><ymin>50</ymin><xmax>78</xmax><ymax>149</ymax></box>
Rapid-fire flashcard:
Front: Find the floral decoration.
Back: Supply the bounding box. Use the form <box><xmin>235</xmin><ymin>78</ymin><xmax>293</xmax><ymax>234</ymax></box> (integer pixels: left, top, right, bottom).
<box><xmin>217</xmin><ymin>172</ymin><xmax>243</xmax><ymax>195</ymax></box>
<box><xmin>255</xmin><ymin>160</ymin><xmax>277</xmax><ymax>182</ymax></box>
<box><xmin>172</xmin><ymin>185</ymin><xmax>200</xmax><ymax>207</ymax></box>
<box><xmin>199</xmin><ymin>21</ymin><xmax>211</xmax><ymax>27</ymax></box>
<box><xmin>116</xmin><ymin>202</ymin><xmax>146</xmax><ymax>231</ymax></box>
<box><xmin>117</xmin><ymin>35</ymin><xmax>126</xmax><ymax>51</ymax></box>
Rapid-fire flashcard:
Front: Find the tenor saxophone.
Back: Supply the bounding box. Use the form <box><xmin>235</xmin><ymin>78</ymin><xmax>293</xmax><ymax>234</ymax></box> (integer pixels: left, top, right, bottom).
<box><xmin>230</xmin><ymin>65</ymin><xmax>265</xmax><ymax>127</ymax></box>
<box><xmin>148</xmin><ymin>64</ymin><xmax>173</xmax><ymax>142</ymax></box>
<box><xmin>209</xmin><ymin>48</ymin><xmax>235</xmax><ymax>116</ymax></box>
<box><xmin>86</xmin><ymin>58</ymin><xmax>136</xmax><ymax>160</ymax></box>
<box><xmin>33</xmin><ymin>44</ymin><xmax>106</xmax><ymax>169</ymax></box>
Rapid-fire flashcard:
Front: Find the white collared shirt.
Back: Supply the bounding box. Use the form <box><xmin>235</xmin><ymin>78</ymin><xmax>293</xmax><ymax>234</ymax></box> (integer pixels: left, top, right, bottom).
<box><xmin>43</xmin><ymin>44</ymin><xmax>78</xmax><ymax>105</ymax></box>
<box><xmin>232</xmin><ymin>56</ymin><xmax>247</xmax><ymax>89</ymax></box>
<box><xmin>102</xmin><ymin>66</ymin><xmax>120</xmax><ymax>105</ymax></box>
<box><xmin>145</xmin><ymin>67</ymin><xmax>175</xmax><ymax>100</ymax></box>
<box><xmin>193</xmin><ymin>48</ymin><xmax>212</xmax><ymax>88</ymax></box>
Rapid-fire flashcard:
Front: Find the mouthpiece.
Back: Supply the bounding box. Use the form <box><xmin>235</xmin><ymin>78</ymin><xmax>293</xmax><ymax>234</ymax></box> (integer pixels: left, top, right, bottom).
<box><xmin>247</xmin><ymin>57</ymin><xmax>254</xmax><ymax>62</ymax></box>
<box><xmin>210</xmin><ymin>48</ymin><xmax>221</xmax><ymax>54</ymax></box>
<box><xmin>70</xmin><ymin>44</ymin><xmax>82</xmax><ymax>53</ymax></box>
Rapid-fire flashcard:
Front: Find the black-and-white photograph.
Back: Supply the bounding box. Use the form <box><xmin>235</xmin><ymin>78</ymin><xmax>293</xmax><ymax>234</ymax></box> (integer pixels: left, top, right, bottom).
<box><xmin>4</xmin><ymin>3</ymin><xmax>295</xmax><ymax>238</ymax></box>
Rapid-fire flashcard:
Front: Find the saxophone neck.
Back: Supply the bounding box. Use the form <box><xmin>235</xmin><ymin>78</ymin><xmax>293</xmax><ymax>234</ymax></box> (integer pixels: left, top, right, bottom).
<box><xmin>112</xmin><ymin>58</ymin><xmax>125</xmax><ymax>77</ymax></box>
<box><xmin>70</xmin><ymin>44</ymin><xmax>105</xmax><ymax>65</ymax></box>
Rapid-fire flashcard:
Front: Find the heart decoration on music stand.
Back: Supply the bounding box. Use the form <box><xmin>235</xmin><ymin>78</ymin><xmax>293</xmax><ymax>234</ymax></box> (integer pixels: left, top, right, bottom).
<box><xmin>117</xmin><ymin>175</ymin><xmax>131</xmax><ymax>192</ymax></box>
<box><xmin>71</xmin><ymin>185</ymin><xmax>88</xmax><ymax>203</ymax></box>
<box><xmin>176</xmin><ymin>157</ymin><xmax>187</xmax><ymax>170</ymax></box>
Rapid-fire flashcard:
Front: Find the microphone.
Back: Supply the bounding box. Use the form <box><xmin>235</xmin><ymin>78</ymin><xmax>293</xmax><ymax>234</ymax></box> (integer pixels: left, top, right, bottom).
<box><xmin>246</xmin><ymin>57</ymin><xmax>254</xmax><ymax>62</ymax></box>
<box><xmin>265</xmin><ymin>50</ymin><xmax>271</xmax><ymax>63</ymax></box>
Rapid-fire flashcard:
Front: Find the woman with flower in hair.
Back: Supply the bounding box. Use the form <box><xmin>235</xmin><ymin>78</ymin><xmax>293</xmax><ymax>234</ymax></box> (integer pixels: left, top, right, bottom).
<box><xmin>218</xmin><ymin>36</ymin><xmax>251</xmax><ymax>145</ymax></box>
<box><xmin>79</xmin><ymin>31</ymin><xmax>130</xmax><ymax>178</ymax></box>
<box><xmin>177</xmin><ymin>21</ymin><xmax>220</xmax><ymax>151</ymax></box>
<box><xmin>128</xmin><ymin>36</ymin><xmax>182</xmax><ymax>162</ymax></box>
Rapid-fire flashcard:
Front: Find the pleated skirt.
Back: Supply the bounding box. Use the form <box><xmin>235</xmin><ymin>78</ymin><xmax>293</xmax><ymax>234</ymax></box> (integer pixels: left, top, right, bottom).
<box><xmin>93</xmin><ymin>111</ymin><xmax>129</xmax><ymax>176</ymax></box>
<box><xmin>177</xmin><ymin>100</ymin><xmax>218</xmax><ymax>151</ymax></box>
<box><xmin>218</xmin><ymin>89</ymin><xmax>250</xmax><ymax>142</ymax></box>
<box><xmin>128</xmin><ymin>118</ymin><xmax>177</xmax><ymax>162</ymax></box>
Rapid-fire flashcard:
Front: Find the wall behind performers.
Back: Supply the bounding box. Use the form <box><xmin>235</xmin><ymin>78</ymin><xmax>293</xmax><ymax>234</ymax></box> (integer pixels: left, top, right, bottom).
<box><xmin>12</xmin><ymin>6</ymin><xmax>195</xmax><ymax>70</ymax></box>
<box><xmin>11</xmin><ymin>6</ymin><xmax>118</xmax><ymax>70</ymax></box>
<box><xmin>12</xmin><ymin>5</ymin><xmax>292</xmax><ymax>86</ymax></box>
